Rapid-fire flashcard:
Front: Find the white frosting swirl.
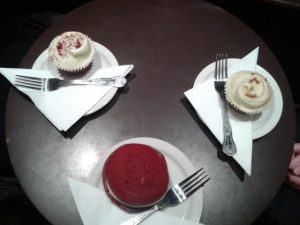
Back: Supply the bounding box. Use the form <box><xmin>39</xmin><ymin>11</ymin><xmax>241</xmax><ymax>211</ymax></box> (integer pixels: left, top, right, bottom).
<box><xmin>225</xmin><ymin>71</ymin><xmax>272</xmax><ymax>114</ymax></box>
<box><xmin>48</xmin><ymin>31</ymin><xmax>95</xmax><ymax>72</ymax></box>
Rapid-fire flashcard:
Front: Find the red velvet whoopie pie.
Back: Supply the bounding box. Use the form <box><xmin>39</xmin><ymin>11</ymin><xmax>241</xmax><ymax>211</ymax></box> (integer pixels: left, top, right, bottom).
<box><xmin>102</xmin><ymin>143</ymin><xmax>169</xmax><ymax>209</ymax></box>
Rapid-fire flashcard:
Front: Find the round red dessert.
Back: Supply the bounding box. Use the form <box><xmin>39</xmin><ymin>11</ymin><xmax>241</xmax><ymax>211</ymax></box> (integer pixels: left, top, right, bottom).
<box><xmin>102</xmin><ymin>143</ymin><xmax>169</xmax><ymax>208</ymax></box>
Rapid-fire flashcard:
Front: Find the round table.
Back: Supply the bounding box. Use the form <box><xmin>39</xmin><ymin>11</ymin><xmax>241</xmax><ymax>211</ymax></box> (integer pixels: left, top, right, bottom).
<box><xmin>5</xmin><ymin>0</ymin><xmax>295</xmax><ymax>225</ymax></box>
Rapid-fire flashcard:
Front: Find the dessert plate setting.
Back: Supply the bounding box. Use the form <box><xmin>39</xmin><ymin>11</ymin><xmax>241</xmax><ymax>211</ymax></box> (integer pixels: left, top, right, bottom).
<box><xmin>0</xmin><ymin>31</ymin><xmax>134</xmax><ymax>131</ymax></box>
<box><xmin>193</xmin><ymin>57</ymin><xmax>283</xmax><ymax>140</ymax></box>
<box><xmin>87</xmin><ymin>137</ymin><xmax>205</xmax><ymax>223</ymax></box>
<box><xmin>185</xmin><ymin>47</ymin><xmax>283</xmax><ymax>176</ymax></box>
<box><xmin>32</xmin><ymin>41</ymin><xmax>121</xmax><ymax>115</ymax></box>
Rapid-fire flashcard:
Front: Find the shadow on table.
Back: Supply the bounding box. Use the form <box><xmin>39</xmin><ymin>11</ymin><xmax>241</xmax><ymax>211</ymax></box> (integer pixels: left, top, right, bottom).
<box><xmin>62</xmin><ymin>73</ymin><xmax>137</xmax><ymax>139</ymax></box>
<box><xmin>181</xmin><ymin>97</ymin><xmax>245</xmax><ymax>181</ymax></box>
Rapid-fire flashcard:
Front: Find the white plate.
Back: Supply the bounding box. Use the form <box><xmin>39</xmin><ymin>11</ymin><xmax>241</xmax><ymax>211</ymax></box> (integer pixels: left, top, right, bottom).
<box><xmin>32</xmin><ymin>41</ymin><xmax>119</xmax><ymax>115</ymax></box>
<box><xmin>193</xmin><ymin>58</ymin><xmax>283</xmax><ymax>139</ymax></box>
<box><xmin>87</xmin><ymin>137</ymin><xmax>203</xmax><ymax>222</ymax></box>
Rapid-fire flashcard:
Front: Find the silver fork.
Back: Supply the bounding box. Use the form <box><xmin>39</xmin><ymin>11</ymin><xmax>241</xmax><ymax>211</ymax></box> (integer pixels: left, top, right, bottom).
<box><xmin>214</xmin><ymin>53</ymin><xmax>237</xmax><ymax>156</ymax></box>
<box><xmin>120</xmin><ymin>168</ymin><xmax>210</xmax><ymax>225</ymax></box>
<box><xmin>14</xmin><ymin>75</ymin><xmax>127</xmax><ymax>91</ymax></box>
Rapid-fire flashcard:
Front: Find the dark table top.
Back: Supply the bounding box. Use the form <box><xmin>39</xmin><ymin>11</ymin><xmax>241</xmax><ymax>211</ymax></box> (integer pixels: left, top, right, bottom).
<box><xmin>5</xmin><ymin>0</ymin><xmax>295</xmax><ymax>224</ymax></box>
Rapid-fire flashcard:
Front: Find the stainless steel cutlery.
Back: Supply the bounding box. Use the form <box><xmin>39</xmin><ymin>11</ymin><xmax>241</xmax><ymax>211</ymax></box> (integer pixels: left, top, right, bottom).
<box><xmin>14</xmin><ymin>75</ymin><xmax>127</xmax><ymax>91</ymax></box>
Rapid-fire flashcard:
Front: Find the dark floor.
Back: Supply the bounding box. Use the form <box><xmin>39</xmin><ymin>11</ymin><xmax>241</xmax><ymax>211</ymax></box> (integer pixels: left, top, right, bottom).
<box><xmin>0</xmin><ymin>0</ymin><xmax>299</xmax><ymax>225</ymax></box>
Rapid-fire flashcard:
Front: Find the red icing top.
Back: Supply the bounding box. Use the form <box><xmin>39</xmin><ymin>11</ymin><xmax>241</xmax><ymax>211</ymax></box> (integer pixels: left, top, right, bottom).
<box><xmin>54</xmin><ymin>33</ymin><xmax>84</xmax><ymax>58</ymax></box>
<box><xmin>102</xmin><ymin>144</ymin><xmax>169</xmax><ymax>208</ymax></box>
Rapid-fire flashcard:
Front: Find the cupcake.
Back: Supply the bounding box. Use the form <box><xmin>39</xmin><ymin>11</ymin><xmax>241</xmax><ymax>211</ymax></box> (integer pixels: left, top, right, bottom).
<box><xmin>48</xmin><ymin>31</ymin><xmax>95</xmax><ymax>72</ymax></box>
<box><xmin>225</xmin><ymin>71</ymin><xmax>272</xmax><ymax>114</ymax></box>
<box><xmin>102</xmin><ymin>143</ymin><xmax>169</xmax><ymax>210</ymax></box>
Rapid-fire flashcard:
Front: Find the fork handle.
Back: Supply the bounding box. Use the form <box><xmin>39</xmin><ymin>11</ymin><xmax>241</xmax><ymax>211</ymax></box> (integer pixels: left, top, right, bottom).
<box><xmin>120</xmin><ymin>205</ymin><xmax>160</xmax><ymax>225</ymax></box>
<box><xmin>221</xmin><ymin>95</ymin><xmax>237</xmax><ymax>156</ymax></box>
<box><xmin>59</xmin><ymin>77</ymin><xmax>127</xmax><ymax>88</ymax></box>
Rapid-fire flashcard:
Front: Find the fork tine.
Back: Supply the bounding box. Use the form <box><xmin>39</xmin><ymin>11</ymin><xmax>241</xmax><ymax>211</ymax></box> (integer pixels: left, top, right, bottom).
<box><xmin>15</xmin><ymin>76</ymin><xmax>43</xmax><ymax>85</ymax></box>
<box><xmin>185</xmin><ymin>175</ymin><xmax>210</xmax><ymax>198</ymax></box>
<box><xmin>214</xmin><ymin>54</ymin><xmax>218</xmax><ymax>80</ymax></box>
<box><xmin>16</xmin><ymin>75</ymin><xmax>43</xmax><ymax>82</ymax></box>
<box><xmin>15</xmin><ymin>79</ymin><xmax>42</xmax><ymax>87</ymax></box>
<box><xmin>178</xmin><ymin>168</ymin><xmax>203</xmax><ymax>187</ymax></box>
<box><xmin>214</xmin><ymin>53</ymin><xmax>228</xmax><ymax>81</ymax></box>
<box><xmin>221</xmin><ymin>54</ymin><xmax>224</xmax><ymax>80</ymax></box>
<box><xmin>180</xmin><ymin>169</ymin><xmax>205</xmax><ymax>190</ymax></box>
<box><xmin>220</xmin><ymin>54</ymin><xmax>223</xmax><ymax>80</ymax></box>
<box><xmin>15</xmin><ymin>78</ymin><xmax>43</xmax><ymax>85</ymax></box>
<box><xmin>217</xmin><ymin>54</ymin><xmax>221</xmax><ymax>80</ymax></box>
<box><xmin>15</xmin><ymin>75</ymin><xmax>44</xmax><ymax>85</ymax></box>
<box><xmin>15</xmin><ymin>75</ymin><xmax>44</xmax><ymax>90</ymax></box>
<box><xmin>219</xmin><ymin>53</ymin><xmax>228</xmax><ymax>80</ymax></box>
<box><xmin>14</xmin><ymin>82</ymin><xmax>43</xmax><ymax>90</ymax></box>
<box><xmin>225</xmin><ymin>54</ymin><xmax>228</xmax><ymax>79</ymax></box>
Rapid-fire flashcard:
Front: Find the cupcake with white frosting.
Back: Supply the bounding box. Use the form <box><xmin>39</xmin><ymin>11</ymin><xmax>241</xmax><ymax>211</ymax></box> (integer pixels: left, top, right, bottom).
<box><xmin>48</xmin><ymin>31</ymin><xmax>95</xmax><ymax>72</ymax></box>
<box><xmin>225</xmin><ymin>71</ymin><xmax>272</xmax><ymax>114</ymax></box>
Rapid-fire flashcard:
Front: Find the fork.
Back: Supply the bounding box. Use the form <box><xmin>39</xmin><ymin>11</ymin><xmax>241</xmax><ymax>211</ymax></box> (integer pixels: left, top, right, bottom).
<box><xmin>214</xmin><ymin>54</ymin><xmax>237</xmax><ymax>156</ymax></box>
<box><xmin>120</xmin><ymin>168</ymin><xmax>210</xmax><ymax>225</ymax></box>
<box><xmin>14</xmin><ymin>75</ymin><xmax>127</xmax><ymax>91</ymax></box>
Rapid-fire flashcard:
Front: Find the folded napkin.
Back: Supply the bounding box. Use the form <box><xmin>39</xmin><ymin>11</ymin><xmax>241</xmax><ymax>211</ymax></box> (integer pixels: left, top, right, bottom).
<box><xmin>184</xmin><ymin>47</ymin><xmax>260</xmax><ymax>175</ymax></box>
<box><xmin>67</xmin><ymin>177</ymin><xmax>204</xmax><ymax>225</ymax></box>
<box><xmin>0</xmin><ymin>65</ymin><xmax>134</xmax><ymax>131</ymax></box>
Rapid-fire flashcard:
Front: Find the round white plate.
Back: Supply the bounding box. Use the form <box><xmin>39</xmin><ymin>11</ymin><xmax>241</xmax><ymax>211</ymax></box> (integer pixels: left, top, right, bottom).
<box><xmin>193</xmin><ymin>58</ymin><xmax>283</xmax><ymax>140</ymax></box>
<box><xmin>87</xmin><ymin>137</ymin><xmax>203</xmax><ymax>222</ymax></box>
<box><xmin>32</xmin><ymin>41</ymin><xmax>119</xmax><ymax>115</ymax></box>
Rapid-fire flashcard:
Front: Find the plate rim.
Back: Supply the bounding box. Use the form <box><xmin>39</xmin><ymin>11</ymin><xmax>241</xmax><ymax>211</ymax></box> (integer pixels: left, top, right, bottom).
<box><xmin>86</xmin><ymin>137</ymin><xmax>203</xmax><ymax>222</ymax></box>
<box><xmin>32</xmin><ymin>41</ymin><xmax>119</xmax><ymax>115</ymax></box>
<box><xmin>193</xmin><ymin>58</ymin><xmax>283</xmax><ymax>139</ymax></box>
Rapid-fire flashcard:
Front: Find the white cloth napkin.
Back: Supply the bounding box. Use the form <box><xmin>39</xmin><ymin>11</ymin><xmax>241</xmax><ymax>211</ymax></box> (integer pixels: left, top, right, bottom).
<box><xmin>67</xmin><ymin>177</ymin><xmax>205</xmax><ymax>225</ymax></box>
<box><xmin>0</xmin><ymin>65</ymin><xmax>134</xmax><ymax>131</ymax></box>
<box><xmin>184</xmin><ymin>47</ymin><xmax>260</xmax><ymax>175</ymax></box>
